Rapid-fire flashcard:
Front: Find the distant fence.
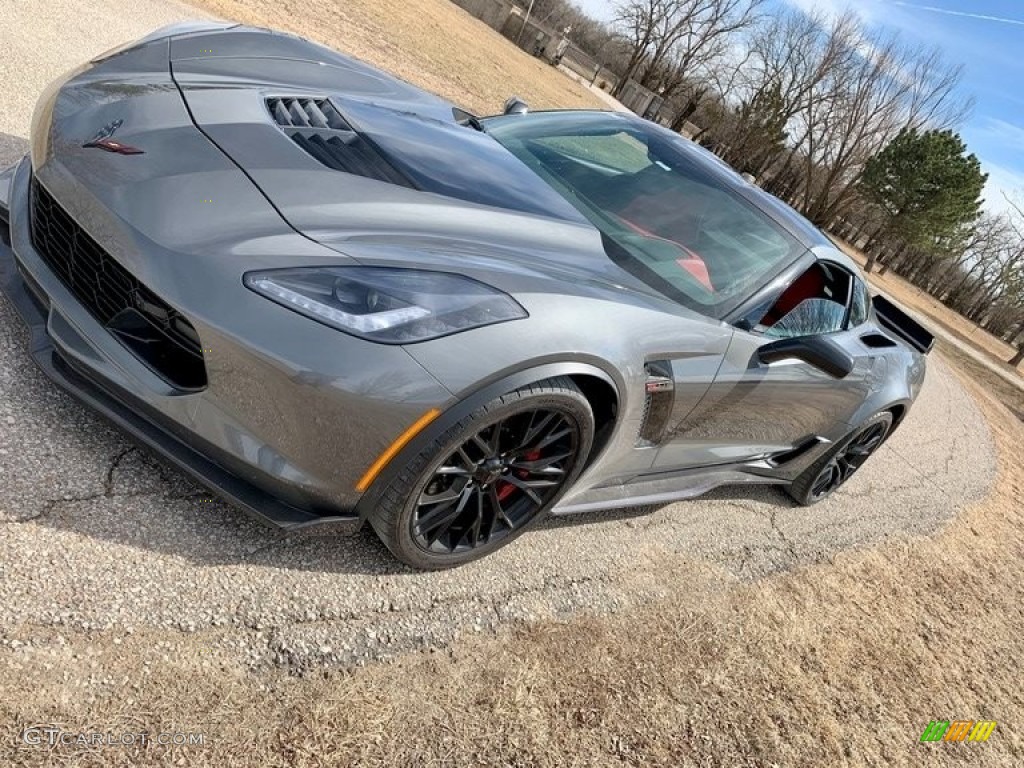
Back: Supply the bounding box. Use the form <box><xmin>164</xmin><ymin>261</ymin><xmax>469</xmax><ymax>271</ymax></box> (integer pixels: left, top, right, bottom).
<box><xmin>559</xmin><ymin>45</ymin><xmax>596</xmax><ymax>79</ymax></box>
<box><xmin>500</xmin><ymin>8</ymin><xmax>556</xmax><ymax>57</ymax></box>
<box><xmin>446</xmin><ymin>0</ymin><xmax>690</xmax><ymax>132</ymax></box>
<box><xmin>449</xmin><ymin>0</ymin><xmax>515</xmax><ymax>30</ymax></box>
<box><xmin>616</xmin><ymin>79</ymin><xmax>664</xmax><ymax>121</ymax></box>
<box><xmin>447</xmin><ymin>1</ymin><xmax>629</xmax><ymax>96</ymax></box>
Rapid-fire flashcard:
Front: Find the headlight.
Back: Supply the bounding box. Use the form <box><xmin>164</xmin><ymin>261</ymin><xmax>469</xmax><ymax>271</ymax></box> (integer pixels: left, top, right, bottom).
<box><xmin>243</xmin><ymin>267</ymin><xmax>528</xmax><ymax>343</ymax></box>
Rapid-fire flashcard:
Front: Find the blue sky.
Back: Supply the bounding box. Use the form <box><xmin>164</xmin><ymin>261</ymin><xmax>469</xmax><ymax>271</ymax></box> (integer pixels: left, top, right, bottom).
<box><xmin>574</xmin><ymin>0</ymin><xmax>1024</xmax><ymax>214</ymax></box>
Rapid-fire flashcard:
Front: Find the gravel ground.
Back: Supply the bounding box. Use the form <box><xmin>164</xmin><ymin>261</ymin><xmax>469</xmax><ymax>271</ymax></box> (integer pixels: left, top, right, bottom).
<box><xmin>0</xmin><ymin>0</ymin><xmax>998</xmax><ymax>672</ymax></box>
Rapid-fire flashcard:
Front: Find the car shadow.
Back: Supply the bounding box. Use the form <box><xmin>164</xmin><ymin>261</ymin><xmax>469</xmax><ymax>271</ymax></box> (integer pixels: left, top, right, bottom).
<box><xmin>12</xmin><ymin>418</ymin><xmax>797</xmax><ymax>578</ymax></box>
<box><xmin>20</xmin><ymin>453</ymin><xmax>796</xmax><ymax>578</ymax></box>
<box><xmin>540</xmin><ymin>484</ymin><xmax>795</xmax><ymax>530</ymax></box>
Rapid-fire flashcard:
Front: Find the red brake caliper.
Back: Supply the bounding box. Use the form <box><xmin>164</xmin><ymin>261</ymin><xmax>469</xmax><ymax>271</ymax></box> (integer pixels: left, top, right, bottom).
<box><xmin>496</xmin><ymin>449</ymin><xmax>540</xmax><ymax>501</ymax></box>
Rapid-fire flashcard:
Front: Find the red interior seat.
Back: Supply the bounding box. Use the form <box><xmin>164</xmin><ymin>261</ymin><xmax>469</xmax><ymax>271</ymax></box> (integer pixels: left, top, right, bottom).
<box><xmin>761</xmin><ymin>266</ymin><xmax>825</xmax><ymax>326</ymax></box>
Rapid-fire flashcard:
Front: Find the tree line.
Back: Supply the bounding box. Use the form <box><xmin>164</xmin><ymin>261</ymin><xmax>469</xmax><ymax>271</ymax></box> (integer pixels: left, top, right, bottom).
<box><xmin>526</xmin><ymin>0</ymin><xmax>1023</xmax><ymax>366</ymax></box>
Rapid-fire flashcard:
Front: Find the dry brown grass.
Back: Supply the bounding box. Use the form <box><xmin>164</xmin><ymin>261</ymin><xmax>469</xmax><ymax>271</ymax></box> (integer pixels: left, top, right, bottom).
<box><xmin>939</xmin><ymin>341</ymin><xmax>1024</xmax><ymax>420</ymax></box>
<box><xmin>194</xmin><ymin>0</ymin><xmax>606</xmax><ymax>116</ymax></box>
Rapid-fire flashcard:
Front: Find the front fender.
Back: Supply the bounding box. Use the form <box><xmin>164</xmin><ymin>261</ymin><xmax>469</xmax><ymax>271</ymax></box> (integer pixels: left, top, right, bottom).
<box><xmin>351</xmin><ymin>359</ymin><xmax>623</xmax><ymax>521</ymax></box>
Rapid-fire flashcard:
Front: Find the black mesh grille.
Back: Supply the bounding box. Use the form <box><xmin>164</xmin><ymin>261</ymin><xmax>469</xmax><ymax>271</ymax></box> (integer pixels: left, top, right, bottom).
<box><xmin>29</xmin><ymin>178</ymin><xmax>207</xmax><ymax>390</ymax></box>
<box><xmin>265</xmin><ymin>97</ymin><xmax>412</xmax><ymax>186</ymax></box>
<box><xmin>638</xmin><ymin>391</ymin><xmax>652</xmax><ymax>440</ymax></box>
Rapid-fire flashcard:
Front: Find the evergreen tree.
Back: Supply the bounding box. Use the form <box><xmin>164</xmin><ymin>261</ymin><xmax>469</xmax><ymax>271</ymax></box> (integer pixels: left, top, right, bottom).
<box><xmin>860</xmin><ymin>128</ymin><xmax>987</xmax><ymax>272</ymax></box>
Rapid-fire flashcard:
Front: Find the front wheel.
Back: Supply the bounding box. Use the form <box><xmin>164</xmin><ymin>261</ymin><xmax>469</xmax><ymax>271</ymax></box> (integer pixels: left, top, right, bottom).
<box><xmin>787</xmin><ymin>411</ymin><xmax>894</xmax><ymax>506</ymax></box>
<box><xmin>369</xmin><ymin>377</ymin><xmax>595</xmax><ymax>569</ymax></box>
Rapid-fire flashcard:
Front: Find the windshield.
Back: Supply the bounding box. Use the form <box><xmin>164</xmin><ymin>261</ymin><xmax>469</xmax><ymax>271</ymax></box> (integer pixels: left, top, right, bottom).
<box><xmin>485</xmin><ymin>113</ymin><xmax>808</xmax><ymax>317</ymax></box>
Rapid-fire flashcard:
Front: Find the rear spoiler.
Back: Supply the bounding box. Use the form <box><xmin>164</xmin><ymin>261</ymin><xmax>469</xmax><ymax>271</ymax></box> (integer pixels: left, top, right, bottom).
<box><xmin>872</xmin><ymin>295</ymin><xmax>935</xmax><ymax>354</ymax></box>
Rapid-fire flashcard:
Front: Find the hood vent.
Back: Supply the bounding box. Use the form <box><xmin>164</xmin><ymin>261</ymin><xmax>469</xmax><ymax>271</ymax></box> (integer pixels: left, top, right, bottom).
<box><xmin>265</xmin><ymin>97</ymin><xmax>413</xmax><ymax>187</ymax></box>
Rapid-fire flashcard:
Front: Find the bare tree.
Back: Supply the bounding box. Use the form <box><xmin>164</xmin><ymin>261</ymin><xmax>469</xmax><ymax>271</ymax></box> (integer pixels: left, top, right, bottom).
<box><xmin>641</xmin><ymin>0</ymin><xmax>764</xmax><ymax>93</ymax></box>
<box><xmin>612</xmin><ymin>0</ymin><xmax>670</xmax><ymax>93</ymax></box>
<box><xmin>591</xmin><ymin>0</ymin><xmax>1010</xmax><ymax>358</ymax></box>
<box><xmin>524</xmin><ymin>0</ymin><xmax>621</xmax><ymax>61</ymax></box>
<box><xmin>708</xmin><ymin>8</ymin><xmax>843</xmax><ymax>178</ymax></box>
<box><xmin>611</xmin><ymin>0</ymin><xmax>762</xmax><ymax>100</ymax></box>
<box><xmin>998</xmin><ymin>196</ymin><xmax>1024</xmax><ymax>366</ymax></box>
<box><xmin>716</xmin><ymin>12</ymin><xmax>971</xmax><ymax>228</ymax></box>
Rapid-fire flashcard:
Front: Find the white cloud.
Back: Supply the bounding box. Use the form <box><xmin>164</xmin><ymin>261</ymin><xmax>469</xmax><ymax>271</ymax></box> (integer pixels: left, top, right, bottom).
<box><xmin>890</xmin><ymin>2</ymin><xmax>1024</xmax><ymax>28</ymax></box>
<box><xmin>976</xmin><ymin>116</ymin><xmax>1024</xmax><ymax>152</ymax></box>
<box><xmin>981</xmin><ymin>162</ymin><xmax>1024</xmax><ymax>216</ymax></box>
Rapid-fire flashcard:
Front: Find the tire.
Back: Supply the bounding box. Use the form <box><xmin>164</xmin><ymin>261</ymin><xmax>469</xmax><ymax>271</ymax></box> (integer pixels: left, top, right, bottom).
<box><xmin>369</xmin><ymin>377</ymin><xmax>595</xmax><ymax>570</ymax></box>
<box><xmin>786</xmin><ymin>410</ymin><xmax>894</xmax><ymax>506</ymax></box>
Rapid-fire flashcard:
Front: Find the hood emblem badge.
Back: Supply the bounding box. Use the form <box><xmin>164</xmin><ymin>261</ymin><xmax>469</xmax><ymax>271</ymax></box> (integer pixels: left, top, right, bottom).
<box><xmin>83</xmin><ymin>119</ymin><xmax>144</xmax><ymax>155</ymax></box>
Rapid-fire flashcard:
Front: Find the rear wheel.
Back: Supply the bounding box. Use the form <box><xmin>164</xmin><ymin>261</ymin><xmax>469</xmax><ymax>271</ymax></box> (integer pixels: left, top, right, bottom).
<box><xmin>369</xmin><ymin>377</ymin><xmax>594</xmax><ymax>569</ymax></box>
<box><xmin>787</xmin><ymin>411</ymin><xmax>893</xmax><ymax>506</ymax></box>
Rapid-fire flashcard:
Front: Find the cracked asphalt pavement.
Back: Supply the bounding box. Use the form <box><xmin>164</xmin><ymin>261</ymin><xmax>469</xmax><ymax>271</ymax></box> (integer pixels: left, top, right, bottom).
<box><xmin>0</xmin><ymin>0</ymin><xmax>998</xmax><ymax>670</ymax></box>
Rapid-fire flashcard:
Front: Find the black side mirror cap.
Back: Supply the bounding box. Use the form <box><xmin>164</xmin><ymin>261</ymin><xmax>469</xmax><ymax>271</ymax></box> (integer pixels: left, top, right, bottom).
<box><xmin>758</xmin><ymin>335</ymin><xmax>855</xmax><ymax>379</ymax></box>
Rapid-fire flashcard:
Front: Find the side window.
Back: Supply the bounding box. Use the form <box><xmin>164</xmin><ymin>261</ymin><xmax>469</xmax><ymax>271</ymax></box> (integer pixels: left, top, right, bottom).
<box><xmin>754</xmin><ymin>261</ymin><xmax>853</xmax><ymax>338</ymax></box>
<box><xmin>848</xmin><ymin>277</ymin><xmax>870</xmax><ymax>327</ymax></box>
<box><xmin>765</xmin><ymin>298</ymin><xmax>847</xmax><ymax>338</ymax></box>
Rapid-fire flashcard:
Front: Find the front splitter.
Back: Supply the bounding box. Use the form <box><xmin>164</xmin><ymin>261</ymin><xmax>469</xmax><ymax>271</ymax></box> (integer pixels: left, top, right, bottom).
<box><xmin>0</xmin><ymin>239</ymin><xmax>362</xmax><ymax>535</ymax></box>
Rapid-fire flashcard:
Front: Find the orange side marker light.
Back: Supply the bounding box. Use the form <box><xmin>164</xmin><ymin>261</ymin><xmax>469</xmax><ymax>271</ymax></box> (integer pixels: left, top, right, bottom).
<box><xmin>355</xmin><ymin>408</ymin><xmax>441</xmax><ymax>492</ymax></box>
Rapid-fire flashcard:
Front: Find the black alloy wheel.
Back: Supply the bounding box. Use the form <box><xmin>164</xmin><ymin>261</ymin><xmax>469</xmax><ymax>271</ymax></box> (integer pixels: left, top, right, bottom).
<box><xmin>370</xmin><ymin>377</ymin><xmax>595</xmax><ymax>569</ymax></box>
<box><xmin>412</xmin><ymin>408</ymin><xmax>580</xmax><ymax>553</ymax></box>
<box><xmin>788</xmin><ymin>410</ymin><xmax>894</xmax><ymax>506</ymax></box>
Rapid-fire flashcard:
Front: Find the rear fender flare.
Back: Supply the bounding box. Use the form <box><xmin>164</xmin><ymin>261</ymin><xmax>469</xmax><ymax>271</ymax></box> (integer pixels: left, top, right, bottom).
<box><xmin>845</xmin><ymin>397</ymin><xmax>914</xmax><ymax>438</ymax></box>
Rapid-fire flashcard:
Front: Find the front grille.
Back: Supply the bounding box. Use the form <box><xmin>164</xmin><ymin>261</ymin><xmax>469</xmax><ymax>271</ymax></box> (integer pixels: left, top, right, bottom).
<box><xmin>265</xmin><ymin>96</ymin><xmax>413</xmax><ymax>186</ymax></box>
<box><xmin>29</xmin><ymin>178</ymin><xmax>208</xmax><ymax>391</ymax></box>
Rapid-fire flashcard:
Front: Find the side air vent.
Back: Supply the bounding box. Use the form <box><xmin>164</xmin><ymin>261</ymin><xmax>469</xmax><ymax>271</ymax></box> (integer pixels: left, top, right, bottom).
<box><xmin>768</xmin><ymin>436</ymin><xmax>826</xmax><ymax>467</ymax></box>
<box><xmin>859</xmin><ymin>332</ymin><xmax>898</xmax><ymax>349</ymax></box>
<box><xmin>265</xmin><ymin>97</ymin><xmax>413</xmax><ymax>186</ymax></box>
<box><xmin>637</xmin><ymin>361</ymin><xmax>674</xmax><ymax>446</ymax></box>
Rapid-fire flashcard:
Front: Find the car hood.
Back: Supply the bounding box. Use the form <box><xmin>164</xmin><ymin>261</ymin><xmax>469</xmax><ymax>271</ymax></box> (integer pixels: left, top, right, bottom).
<box><xmin>166</xmin><ymin>27</ymin><xmax>658</xmax><ymax>292</ymax></box>
<box><xmin>30</xmin><ymin>24</ymin><xmax>709</xmax><ymax>318</ymax></box>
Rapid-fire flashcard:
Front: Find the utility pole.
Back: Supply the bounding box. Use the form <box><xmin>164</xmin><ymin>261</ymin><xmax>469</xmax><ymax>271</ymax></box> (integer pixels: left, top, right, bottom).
<box><xmin>516</xmin><ymin>0</ymin><xmax>537</xmax><ymax>44</ymax></box>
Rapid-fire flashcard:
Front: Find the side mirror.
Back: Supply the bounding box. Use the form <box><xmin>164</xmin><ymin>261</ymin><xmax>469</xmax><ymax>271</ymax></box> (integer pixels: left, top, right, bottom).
<box><xmin>757</xmin><ymin>335</ymin><xmax>855</xmax><ymax>379</ymax></box>
<box><xmin>503</xmin><ymin>96</ymin><xmax>529</xmax><ymax>115</ymax></box>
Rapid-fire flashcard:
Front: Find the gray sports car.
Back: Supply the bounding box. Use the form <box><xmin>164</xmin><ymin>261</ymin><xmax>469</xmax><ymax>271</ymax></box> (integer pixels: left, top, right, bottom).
<box><xmin>0</xmin><ymin>23</ymin><xmax>933</xmax><ymax>569</ymax></box>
